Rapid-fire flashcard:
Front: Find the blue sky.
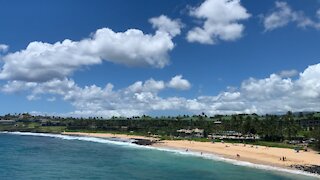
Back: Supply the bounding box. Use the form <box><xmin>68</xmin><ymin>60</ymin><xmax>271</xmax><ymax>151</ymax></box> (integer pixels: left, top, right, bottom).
<box><xmin>0</xmin><ymin>0</ymin><xmax>319</xmax><ymax>117</ymax></box>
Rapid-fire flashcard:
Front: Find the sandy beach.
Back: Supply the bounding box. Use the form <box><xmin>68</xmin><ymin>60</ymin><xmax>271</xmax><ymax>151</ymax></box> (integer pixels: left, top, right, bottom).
<box><xmin>62</xmin><ymin>132</ymin><xmax>320</xmax><ymax>169</ymax></box>
<box><xmin>153</xmin><ymin>140</ymin><xmax>320</xmax><ymax>168</ymax></box>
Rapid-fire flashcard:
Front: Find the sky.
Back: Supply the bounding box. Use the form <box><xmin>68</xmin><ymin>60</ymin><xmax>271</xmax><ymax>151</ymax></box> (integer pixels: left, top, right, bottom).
<box><xmin>0</xmin><ymin>0</ymin><xmax>319</xmax><ymax>117</ymax></box>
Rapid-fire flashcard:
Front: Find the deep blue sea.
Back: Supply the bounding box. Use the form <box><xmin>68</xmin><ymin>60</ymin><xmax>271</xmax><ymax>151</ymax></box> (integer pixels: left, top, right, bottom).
<box><xmin>0</xmin><ymin>132</ymin><xmax>318</xmax><ymax>180</ymax></box>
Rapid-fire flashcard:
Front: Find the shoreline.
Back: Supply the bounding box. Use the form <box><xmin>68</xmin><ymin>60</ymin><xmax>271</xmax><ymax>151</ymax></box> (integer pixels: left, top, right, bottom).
<box><xmin>62</xmin><ymin>132</ymin><xmax>320</xmax><ymax>177</ymax></box>
<box><xmin>152</xmin><ymin>142</ymin><xmax>288</xmax><ymax>168</ymax></box>
<box><xmin>62</xmin><ymin>132</ymin><xmax>159</xmax><ymax>141</ymax></box>
<box><xmin>153</xmin><ymin>140</ymin><xmax>320</xmax><ymax>167</ymax></box>
<box><xmin>3</xmin><ymin>131</ymin><xmax>320</xmax><ymax>177</ymax></box>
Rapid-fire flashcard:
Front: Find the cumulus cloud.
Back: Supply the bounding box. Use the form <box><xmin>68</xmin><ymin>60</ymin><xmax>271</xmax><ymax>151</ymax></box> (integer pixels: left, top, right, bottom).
<box><xmin>278</xmin><ymin>69</ymin><xmax>298</xmax><ymax>78</ymax></box>
<box><xmin>127</xmin><ymin>78</ymin><xmax>165</xmax><ymax>93</ymax></box>
<box><xmin>0</xmin><ymin>75</ymin><xmax>190</xmax><ymax>117</ymax></box>
<box><xmin>1</xmin><ymin>81</ymin><xmax>37</xmax><ymax>93</ymax></box>
<box><xmin>0</xmin><ymin>27</ymin><xmax>176</xmax><ymax>82</ymax></box>
<box><xmin>149</xmin><ymin>15</ymin><xmax>184</xmax><ymax>37</ymax></box>
<box><xmin>186</xmin><ymin>0</ymin><xmax>250</xmax><ymax>44</ymax></box>
<box><xmin>296</xmin><ymin>64</ymin><xmax>320</xmax><ymax>98</ymax></box>
<box><xmin>2</xmin><ymin>64</ymin><xmax>320</xmax><ymax>117</ymax></box>
<box><xmin>167</xmin><ymin>75</ymin><xmax>191</xmax><ymax>90</ymax></box>
<box><xmin>262</xmin><ymin>2</ymin><xmax>320</xmax><ymax>31</ymax></box>
<box><xmin>0</xmin><ymin>44</ymin><xmax>9</xmax><ymax>53</ymax></box>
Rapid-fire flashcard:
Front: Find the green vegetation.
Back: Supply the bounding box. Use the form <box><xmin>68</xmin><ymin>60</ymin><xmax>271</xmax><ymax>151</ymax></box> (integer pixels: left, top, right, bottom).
<box><xmin>250</xmin><ymin>141</ymin><xmax>298</xmax><ymax>149</ymax></box>
<box><xmin>0</xmin><ymin>111</ymin><xmax>319</xmax><ymax>150</ymax></box>
<box><xmin>312</xmin><ymin>128</ymin><xmax>320</xmax><ymax>150</ymax></box>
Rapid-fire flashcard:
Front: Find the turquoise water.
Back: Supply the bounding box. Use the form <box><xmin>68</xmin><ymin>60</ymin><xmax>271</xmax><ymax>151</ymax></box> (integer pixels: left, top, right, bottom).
<box><xmin>0</xmin><ymin>133</ymin><xmax>318</xmax><ymax>180</ymax></box>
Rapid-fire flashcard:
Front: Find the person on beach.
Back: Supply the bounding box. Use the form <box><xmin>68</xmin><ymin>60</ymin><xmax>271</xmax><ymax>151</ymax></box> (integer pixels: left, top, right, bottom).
<box><xmin>236</xmin><ymin>154</ymin><xmax>240</xmax><ymax>158</ymax></box>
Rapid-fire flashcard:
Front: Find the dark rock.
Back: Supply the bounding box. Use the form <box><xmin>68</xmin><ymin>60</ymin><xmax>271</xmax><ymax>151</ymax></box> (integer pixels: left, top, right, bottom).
<box><xmin>290</xmin><ymin>164</ymin><xmax>320</xmax><ymax>175</ymax></box>
<box><xmin>132</xmin><ymin>138</ymin><xmax>154</xmax><ymax>146</ymax></box>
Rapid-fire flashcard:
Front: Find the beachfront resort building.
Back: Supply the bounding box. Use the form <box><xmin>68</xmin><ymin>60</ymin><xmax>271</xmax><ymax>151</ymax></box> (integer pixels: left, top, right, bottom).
<box><xmin>176</xmin><ymin>128</ymin><xmax>204</xmax><ymax>138</ymax></box>
<box><xmin>209</xmin><ymin>131</ymin><xmax>260</xmax><ymax>140</ymax></box>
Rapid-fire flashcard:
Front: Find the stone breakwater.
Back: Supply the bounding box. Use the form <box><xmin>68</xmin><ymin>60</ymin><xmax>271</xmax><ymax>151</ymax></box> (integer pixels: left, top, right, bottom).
<box><xmin>290</xmin><ymin>165</ymin><xmax>320</xmax><ymax>175</ymax></box>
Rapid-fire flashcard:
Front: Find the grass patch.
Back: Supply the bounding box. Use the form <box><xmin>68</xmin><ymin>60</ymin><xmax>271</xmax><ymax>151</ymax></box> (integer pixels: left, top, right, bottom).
<box><xmin>248</xmin><ymin>141</ymin><xmax>298</xmax><ymax>149</ymax></box>
<box><xmin>35</xmin><ymin>126</ymin><xmax>67</xmax><ymax>133</ymax></box>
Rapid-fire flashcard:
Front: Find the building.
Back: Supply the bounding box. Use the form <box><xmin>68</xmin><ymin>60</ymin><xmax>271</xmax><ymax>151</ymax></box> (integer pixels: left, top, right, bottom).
<box><xmin>176</xmin><ymin>128</ymin><xmax>204</xmax><ymax>138</ymax></box>
<box><xmin>297</xmin><ymin>119</ymin><xmax>320</xmax><ymax>130</ymax></box>
<box><xmin>209</xmin><ymin>131</ymin><xmax>260</xmax><ymax>140</ymax></box>
<box><xmin>213</xmin><ymin>121</ymin><xmax>222</xmax><ymax>124</ymax></box>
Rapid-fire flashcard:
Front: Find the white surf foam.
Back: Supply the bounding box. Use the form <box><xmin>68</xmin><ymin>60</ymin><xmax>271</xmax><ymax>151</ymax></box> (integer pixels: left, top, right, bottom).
<box><xmin>2</xmin><ymin>131</ymin><xmax>319</xmax><ymax>178</ymax></box>
<box><xmin>2</xmin><ymin>131</ymin><xmax>141</xmax><ymax>147</ymax></box>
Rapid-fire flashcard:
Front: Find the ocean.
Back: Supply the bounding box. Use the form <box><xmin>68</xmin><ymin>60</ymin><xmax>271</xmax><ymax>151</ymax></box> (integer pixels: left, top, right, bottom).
<box><xmin>0</xmin><ymin>132</ymin><xmax>318</xmax><ymax>180</ymax></box>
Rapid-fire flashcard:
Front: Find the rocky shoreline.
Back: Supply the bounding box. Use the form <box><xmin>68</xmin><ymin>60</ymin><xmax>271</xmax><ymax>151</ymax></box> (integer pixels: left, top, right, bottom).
<box><xmin>132</xmin><ymin>138</ymin><xmax>157</xmax><ymax>145</ymax></box>
<box><xmin>290</xmin><ymin>164</ymin><xmax>320</xmax><ymax>175</ymax></box>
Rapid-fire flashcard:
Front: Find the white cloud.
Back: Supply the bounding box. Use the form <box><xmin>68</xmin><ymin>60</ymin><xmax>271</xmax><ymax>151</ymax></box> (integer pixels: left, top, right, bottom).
<box><xmin>127</xmin><ymin>78</ymin><xmax>165</xmax><ymax>93</ymax></box>
<box><xmin>2</xmin><ymin>64</ymin><xmax>320</xmax><ymax>117</ymax></box>
<box><xmin>278</xmin><ymin>69</ymin><xmax>298</xmax><ymax>78</ymax></box>
<box><xmin>0</xmin><ymin>76</ymin><xmax>190</xmax><ymax>117</ymax></box>
<box><xmin>0</xmin><ymin>44</ymin><xmax>9</xmax><ymax>53</ymax></box>
<box><xmin>240</xmin><ymin>74</ymin><xmax>294</xmax><ymax>101</ymax></box>
<box><xmin>1</xmin><ymin>81</ymin><xmax>37</xmax><ymax>93</ymax></box>
<box><xmin>263</xmin><ymin>2</ymin><xmax>320</xmax><ymax>31</ymax></box>
<box><xmin>263</xmin><ymin>2</ymin><xmax>293</xmax><ymax>31</ymax></box>
<box><xmin>47</xmin><ymin>97</ymin><xmax>56</xmax><ymax>102</ymax></box>
<box><xmin>317</xmin><ymin>9</ymin><xmax>320</xmax><ymax>19</ymax></box>
<box><xmin>167</xmin><ymin>75</ymin><xmax>191</xmax><ymax>90</ymax></box>
<box><xmin>149</xmin><ymin>15</ymin><xmax>184</xmax><ymax>37</ymax></box>
<box><xmin>0</xmin><ymin>27</ymin><xmax>176</xmax><ymax>82</ymax></box>
<box><xmin>187</xmin><ymin>0</ymin><xmax>250</xmax><ymax>44</ymax></box>
<box><xmin>296</xmin><ymin>63</ymin><xmax>320</xmax><ymax>98</ymax></box>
